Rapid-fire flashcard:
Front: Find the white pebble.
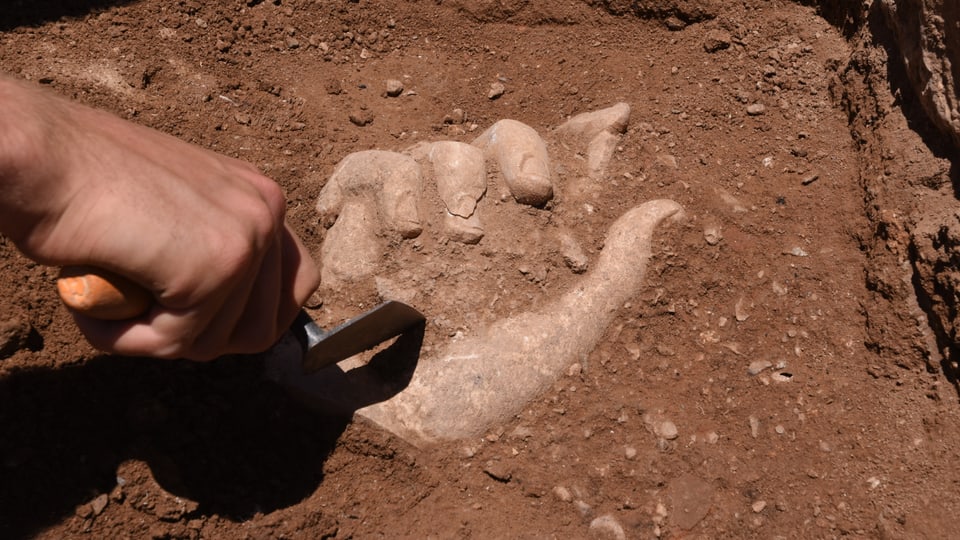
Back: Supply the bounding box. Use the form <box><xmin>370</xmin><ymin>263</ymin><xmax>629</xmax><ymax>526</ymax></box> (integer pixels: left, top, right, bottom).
<box><xmin>560</xmin><ymin>233</ymin><xmax>589</xmax><ymax>274</ymax></box>
<box><xmin>589</xmin><ymin>515</ymin><xmax>626</xmax><ymax>540</ymax></box>
<box><xmin>656</xmin><ymin>420</ymin><xmax>679</xmax><ymax>440</ymax></box>
<box><xmin>575</xmin><ymin>500</ymin><xmax>593</xmax><ymax>518</ymax></box>
<box><xmin>703</xmin><ymin>224</ymin><xmax>722</xmax><ymax>245</ymax></box>
<box><xmin>748</xmin><ymin>360</ymin><xmax>773</xmax><ymax>376</ymax></box>
<box><xmin>734</xmin><ymin>297</ymin><xmax>750</xmax><ymax>321</ymax></box>
<box><xmin>384</xmin><ymin>79</ymin><xmax>404</xmax><ymax>97</ymax></box>
<box><xmin>488</xmin><ymin>82</ymin><xmax>506</xmax><ymax>99</ymax></box>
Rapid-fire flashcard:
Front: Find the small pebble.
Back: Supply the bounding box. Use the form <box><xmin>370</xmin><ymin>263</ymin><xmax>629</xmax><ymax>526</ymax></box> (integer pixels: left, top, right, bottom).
<box><xmin>752</xmin><ymin>500</ymin><xmax>767</xmax><ymax>513</ymax></box>
<box><xmin>589</xmin><ymin>515</ymin><xmax>626</xmax><ymax>540</ymax></box>
<box><xmin>75</xmin><ymin>504</ymin><xmax>93</xmax><ymax>519</ymax></box>
<box><xmin>772</xmin><ymin>372</ymin><xmax>793</xmax><ymax>383</ymax></box>
<box><xmin>656</xmin><ymin>420</ymin><xmax>679</xmax><ymax>440</ymax></box>
<box><xmin>735</xmin><ymin>297</ymin><xmax>750</xmax><ymax>321</ymax></box>
<box><xmin>703</xmin><ymin>224</ymin><xmax>722</xmax><ymax>245</ymax></box>
<box><xmin>349</xmin><ymin>108</ymin><xmax>374</xmax><ymax>126</ymax></box>
<box><xmin>801</xmin><ymin>174</ymin><xmax>820</xmax><ymax>185</ymax></box>
<box><xmin>509</xmin><ymin>425</ymin><xmax>534</xmax><ymax>440</ymax></box>
<box><xmin>664</xmin><ymin>16</ymin><xmax>687</xmax><ymax>31</ymax></box>
<box><xmin>488</xmin><ymin>82</ymin><xmax>506</xmax><ymax>99</ymax></box>
<box><xmin>0</xmin><ymin>312</ymin><xmax>30</xmax><ymax>359</ymax></box>
<box><xmin>483</xmin><ymin>460</ymin><xmax>512</xmax><ymax>482</ymax></box>
<box><xmin>748</xmin><ymin>360</ymin><xmax>772</xmax><ymax>376</ymax></box>
<box><xmin>304</xmin><ymin>291</ymin><xmax>324</xmax><ymax>309</ymax></box>
<box><xmin>443</xmin><ymin>108</ymin><xmax>466</xmax><ymax>124</ymax></box>
<box><xmin>624</xmin><ymin>446</ymin><xmax>637</xmax><ymax>460</ymax></box>
<box><xmin>655</xmin><ymin>154</ymin><xmax>679</xmax><ymax>169</ymax></box>
<box><xmin>560</xmin><ymin>233</ymin><xmax>589</xmax><ymax>273</ymax></box>
<box><xmin>91</xmin><ymin>494</ymin><xmax>109</xmax><ymax>516</ymax></box>
<box><xmin>665</xmin><ymin>475</ymin><xmax>712</xmax><ymax>529</ymax></box>
<box><xmin>384</xmin><ymin>79</ymin><xmax>404</xmax><ymax>97</ymax></box>
<box><xmin>553</xmin><ymin>486</ymin><xmax>573</xmax><ymax>502</ymax></box>
<box><xmin>746</xmin><ymin>103</ymin><xmax>766</xmax><ymax>116</ymax></box>
<box><xmin>574</xmin><ymin>500</ymin><xmax>593</xmax><ymax>518</ymax></box>
<box><xmin>325</xmin><ymin>79</ymin><xmax>343</xmax><ymax>95</ymax></box>
<box><xmin>749</xmin><ymin>415</ymin><xmax>760</xmax><ymax>438</ymax></box>
<box><xmin>703</xmin><ymin>30</ymin><xmax>732</xmax><ymax>52</ymax></box>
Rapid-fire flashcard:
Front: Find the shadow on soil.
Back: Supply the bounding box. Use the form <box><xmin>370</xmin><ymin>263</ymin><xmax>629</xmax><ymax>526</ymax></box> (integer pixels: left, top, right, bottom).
<box><xmin>2</xmin><ymin>0</ymin><xmax>137</xmax><ymax>31</ymax></box>
<box><xmin>0</xmin><ymin>353</ymin><xmax>351</xmax><ymax>539</ymax></box>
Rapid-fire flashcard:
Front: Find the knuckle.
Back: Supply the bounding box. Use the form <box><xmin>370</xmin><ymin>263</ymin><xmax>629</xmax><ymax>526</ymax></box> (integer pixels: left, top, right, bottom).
<box><xmin>221</xmin><ymin>233</ymin><xmax>257</xmax><ymax>270</ymax></box>
<box><xmin>260</xmin><ymin>180</ymin><xmax>288</xmax><ymax>221</ymax></box>
<box><xmin>241</xmin><ymin>169</ymin><xmax>287</xmax><ymax>225</ymax></box>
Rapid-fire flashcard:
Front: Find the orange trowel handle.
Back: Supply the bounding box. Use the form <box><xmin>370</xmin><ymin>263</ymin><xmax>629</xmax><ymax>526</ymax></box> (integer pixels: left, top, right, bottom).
<box><xmin>56</xmin><ymin>266</ymin><xmax>152</xmax><ymax>321</ymax></box>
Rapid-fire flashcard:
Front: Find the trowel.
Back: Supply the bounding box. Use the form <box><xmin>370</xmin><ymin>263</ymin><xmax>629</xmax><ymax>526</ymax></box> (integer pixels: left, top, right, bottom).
<box><xmin>55</xmin><ymin>266</ymin><xmax>425</xmax><ymax>371</ymax></box>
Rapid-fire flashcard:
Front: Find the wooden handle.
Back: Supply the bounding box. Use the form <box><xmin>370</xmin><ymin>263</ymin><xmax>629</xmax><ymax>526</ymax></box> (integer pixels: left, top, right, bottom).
<box><xmin>57</xmin><ymin>266</ymin><xmax>152</xmax><ymax>320</ymax></box>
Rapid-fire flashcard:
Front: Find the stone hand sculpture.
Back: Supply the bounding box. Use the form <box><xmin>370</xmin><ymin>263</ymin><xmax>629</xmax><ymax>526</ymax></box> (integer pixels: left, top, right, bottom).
<box><xmin>271</xmin><ymin>103</ymin><xmax>684</xmax><ymax>446</ymax></box>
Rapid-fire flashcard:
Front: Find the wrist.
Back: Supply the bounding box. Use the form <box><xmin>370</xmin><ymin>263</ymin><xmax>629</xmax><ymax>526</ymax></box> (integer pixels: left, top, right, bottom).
<box><xmin>0</xmin><ymin>76</ymin><xmax>76</xmax><ymax>248</ymax></box>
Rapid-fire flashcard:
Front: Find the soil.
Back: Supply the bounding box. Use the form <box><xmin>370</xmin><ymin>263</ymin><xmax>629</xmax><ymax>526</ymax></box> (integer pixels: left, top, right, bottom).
<box><xmin>2</xmin><ymin>0</ymin><xmax>959</xmax><ymax>538</ymax></box>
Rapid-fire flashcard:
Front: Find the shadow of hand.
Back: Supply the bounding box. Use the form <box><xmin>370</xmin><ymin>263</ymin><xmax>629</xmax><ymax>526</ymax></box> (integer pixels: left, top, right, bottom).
<box><xmin>0</xmin><ymin>354</ymin><xmax>352</xmax><ymax>538</ymax></box>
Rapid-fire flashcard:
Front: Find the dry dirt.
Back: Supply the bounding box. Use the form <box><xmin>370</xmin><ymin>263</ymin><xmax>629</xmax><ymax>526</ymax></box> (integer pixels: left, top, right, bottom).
<box><xmin>2</xmin><ymin>0</ymin><xmax>959</xmax><ymax>538</ymax></box>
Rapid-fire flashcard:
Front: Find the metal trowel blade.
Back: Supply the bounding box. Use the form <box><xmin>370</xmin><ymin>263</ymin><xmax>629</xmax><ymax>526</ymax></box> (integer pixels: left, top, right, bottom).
<box><xmin>289</xmin><ymin>300</ymin><xmax>425</xmax><ymax>372</ymax></box>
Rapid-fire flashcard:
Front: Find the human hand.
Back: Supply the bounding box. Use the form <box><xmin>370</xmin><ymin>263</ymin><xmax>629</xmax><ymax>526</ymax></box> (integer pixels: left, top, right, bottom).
<box><xmin>0</xmin><ymin>78</ymin><xmax>320</xmax><ymax>360</ymax></box>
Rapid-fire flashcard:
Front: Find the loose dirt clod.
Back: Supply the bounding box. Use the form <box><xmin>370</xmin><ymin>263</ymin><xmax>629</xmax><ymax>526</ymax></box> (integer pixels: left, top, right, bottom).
<box><xmin>0</xmin><ymin>312</ymin><xmax>30</xmax><ymax>359</ymax></box>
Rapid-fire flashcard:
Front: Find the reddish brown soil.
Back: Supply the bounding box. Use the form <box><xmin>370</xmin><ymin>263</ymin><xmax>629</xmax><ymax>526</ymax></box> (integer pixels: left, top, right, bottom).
<box><xmin>2</xmin><ymin>1</ymin><xmax>959</xmax><ymax>538</ymax></box>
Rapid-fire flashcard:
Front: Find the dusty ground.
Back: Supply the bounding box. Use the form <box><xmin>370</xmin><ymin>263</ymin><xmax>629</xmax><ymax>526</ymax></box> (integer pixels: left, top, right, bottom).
<box><xmin>2</xmin><ymin>0</ymin><xmax>959</xmax><ymax>538</ymax></box>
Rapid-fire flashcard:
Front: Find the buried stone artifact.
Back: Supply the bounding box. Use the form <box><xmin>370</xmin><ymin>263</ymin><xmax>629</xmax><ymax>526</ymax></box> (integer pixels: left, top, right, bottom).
<box><xmin>272</xmin><ymin>103</ymin><xmax>685</xmax><ymax>446</ymax></box>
